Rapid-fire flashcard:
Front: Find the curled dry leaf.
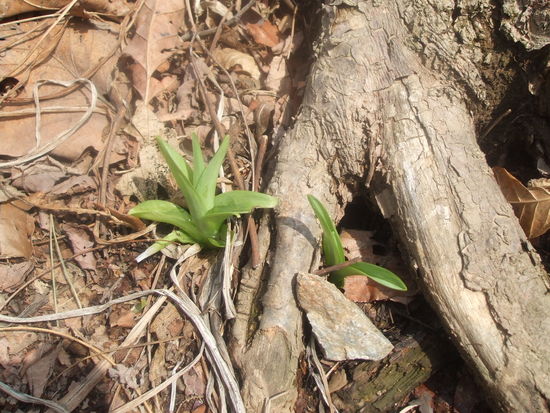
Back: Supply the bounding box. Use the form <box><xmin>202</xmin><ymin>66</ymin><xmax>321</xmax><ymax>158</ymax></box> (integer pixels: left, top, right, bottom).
<box><xmin>122</xmin><ymin>0</ymin><xmax>185</xmax><ymax>103</ymax></box>
<box><xmin>493</xmin><ymin>166</ymin><xmax>550</xmax><ymax>238</ymax></box>
<box><xmin>212</xmin><ymin>48</ymin><xmax>261</xmax><ymax>80</ymax></box>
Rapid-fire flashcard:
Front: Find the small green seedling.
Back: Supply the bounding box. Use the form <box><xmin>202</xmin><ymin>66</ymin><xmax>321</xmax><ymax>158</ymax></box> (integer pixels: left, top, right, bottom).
<box><xmin>307</xmin><ymin>194</ymin><xmax>407</xmax><ymax>291</ymax></box>
<box><xmin>129</xmin><ymin>134</ymin><xmax>278</xmax><ymax>260</ymax></box>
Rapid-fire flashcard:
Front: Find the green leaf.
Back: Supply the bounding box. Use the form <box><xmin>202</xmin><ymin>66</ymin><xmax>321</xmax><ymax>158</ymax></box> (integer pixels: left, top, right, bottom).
<box><xmin>211</xmin><ymin>190</ymin><xmax>278</xmax><ymax>214</ymax></box>
<box><xmin>307</xmin><ymin>194</ymin><xmax>407</xmax><ymax>291</ymax></box>
<box><xmin>196</xmin><ymin>135</ymin><xmax>230</xmax><ymax>210</ymax></box>
<box><xmin>329</xmin><ymin>262</ymin><xmax>408</xmax><ymax>291</ymax></box>
<box><xmin>156</xmin><ymin>137</ymin><xmax>207</xmax><ymax>219</ymax></box>
<box><xmin>191</xmin><ymin>133</ymin><xmax>205</xmax><ymax>187</ymax></box>
<box><xmin>129</xmin><ymin>200</ymin><xmax>204</xmax><ymax>243</ymax></box>
<box><xmin>156</xmin><ymin>136</ymin><xmax>193</xmax><ymax>183</ymax></box>
<box><xmin>204</xmin><ymin>223</ymin><xmax>228</xmax><ymax>248</ymax></box>
<box><xmin>173</xmin><ymin>229</ymin><xmax>197</xmax><ymax>244</ymax></box>
<box><xmin>204</xmin><ymin>190</ymin><xmax>278</xmax><ymax>230</ymax></box>
<box><xmin>206</xmin><ymin>237</ymin><xmax>226</xmax><ymax>248</ymax></box>
<box><xmin>307</xmin><ymin>195</ymin><xmax>345</xmax><ymax>266</ymax></box>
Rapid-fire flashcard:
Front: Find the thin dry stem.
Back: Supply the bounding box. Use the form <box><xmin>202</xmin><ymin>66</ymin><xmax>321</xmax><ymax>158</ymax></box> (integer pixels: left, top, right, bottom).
<box><xmin>49</xmin><ymin>214</ymin><xmax>60</xmax><ymax>327</ymax></box>
<box><xmin>313</xmin><ymin>257</ymin><xmax>361</xmax><ymax>276</ymax></box>
<box><xmin>51</xmin><ymin>217</ymin><xmax>82</xmax><ymax>308</ymax></box>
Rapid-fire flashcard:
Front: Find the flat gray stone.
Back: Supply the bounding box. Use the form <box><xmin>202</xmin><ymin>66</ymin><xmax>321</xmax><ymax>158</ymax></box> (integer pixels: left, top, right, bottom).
<box><xmin>296</xmin><ymin>272</ymin><xmax>393</xmax><ymax>361</ymax></box>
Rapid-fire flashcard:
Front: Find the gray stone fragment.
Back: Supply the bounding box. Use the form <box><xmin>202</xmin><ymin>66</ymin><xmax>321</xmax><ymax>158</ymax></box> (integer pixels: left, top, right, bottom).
<box><xmin>296</xmin><ymin>272</ymin><xmax>393</xmax><ymax>361</ymax></box>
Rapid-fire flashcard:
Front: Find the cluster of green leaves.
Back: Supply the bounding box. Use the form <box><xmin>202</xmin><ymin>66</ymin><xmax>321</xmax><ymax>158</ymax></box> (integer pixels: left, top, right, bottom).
<box><xmin>129</xmin><ymin>135</ymin><xmax>278</xmax><ymax>258</ymax></box>
<box><xmin>129</xmin><ymin>135</ymin><xmax>407</xmax><ymax>292</ymax></box>
<box><xmin>307</xmin><ymin>195</ymin><xmax>407</xmax><ymax>291</ymax></box>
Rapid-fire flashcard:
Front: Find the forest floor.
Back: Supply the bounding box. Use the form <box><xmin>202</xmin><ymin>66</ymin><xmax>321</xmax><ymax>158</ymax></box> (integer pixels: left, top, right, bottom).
<box><xmin>1</xmin><ymin>1</ymin><xmax>547</xmax><ymax>412</ymax></box>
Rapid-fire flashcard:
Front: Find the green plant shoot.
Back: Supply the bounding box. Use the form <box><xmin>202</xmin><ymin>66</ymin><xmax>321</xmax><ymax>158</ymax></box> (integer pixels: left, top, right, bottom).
<box><xmin>307</xmin><ymin>195</ymin><xmax>407</xmax><ymax>291</ymax></box>
<box><xmin>129</xmin><ymin>134</ymin><xmax>278</xmax><ymax>259</ymax></box>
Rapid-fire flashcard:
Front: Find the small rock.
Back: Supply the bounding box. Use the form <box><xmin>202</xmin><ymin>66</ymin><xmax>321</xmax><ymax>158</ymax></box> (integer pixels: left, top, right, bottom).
<box><xmin>296</xmin><ymin>272</ymin><xmax>393</xmax><ymax>361</ymax></box>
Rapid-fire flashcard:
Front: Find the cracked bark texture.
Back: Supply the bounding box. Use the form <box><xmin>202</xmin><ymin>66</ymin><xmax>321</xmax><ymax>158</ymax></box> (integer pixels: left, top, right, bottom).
<box><xmin>231</xmin><ymin>1</ymin><xmax>550</xmax><ymax>412</ymax></box>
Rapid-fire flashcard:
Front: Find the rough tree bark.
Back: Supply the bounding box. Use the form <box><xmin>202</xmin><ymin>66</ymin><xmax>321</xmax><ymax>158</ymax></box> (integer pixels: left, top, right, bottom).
<box><xmin>231</xmin><ymin>1</ymin><xmax>550</xmax><ymax>412</ymax></box>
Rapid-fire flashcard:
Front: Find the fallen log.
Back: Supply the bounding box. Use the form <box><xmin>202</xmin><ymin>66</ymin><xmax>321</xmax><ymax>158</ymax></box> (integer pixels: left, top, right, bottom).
<box><xmin>333</xmin><ymin>330</ymin><xmax>455</xmax><ymax>412</ymax></box>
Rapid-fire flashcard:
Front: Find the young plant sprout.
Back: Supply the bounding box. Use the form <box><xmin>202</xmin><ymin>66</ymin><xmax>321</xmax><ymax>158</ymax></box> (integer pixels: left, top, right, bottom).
<box><xmin>307</xmin><ymin>194</ymin><xmax>407</xmax><ymax>291</ymax></box>
<box><xmin>129</xmin><ymin>134</ymin><xmax>278</xmax><ymax>261</ymax></box>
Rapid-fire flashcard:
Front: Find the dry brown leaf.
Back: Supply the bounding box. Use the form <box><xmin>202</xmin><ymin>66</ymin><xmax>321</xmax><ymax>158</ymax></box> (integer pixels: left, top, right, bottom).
<box><xmin>183</xmin><ymin>364</ymin><xmax>206</xmax><ymax>397</ymax></box>
<box><xmin>191</xmin><ymin>405</ymin><xmax>207</xmax><ymax>413</ymax></box>
<box><xmin>0</xmin><ymin>203</ymin><xmax>35</xmax><ymax>259</ymax></box>
<box><xmin>64</xmin><ymin>225</ymin><xmax>97</xmax><ymax>271</ymax></box>
<box><xmin>0</xmin><ymin>0</ymin><xmax>131</xmax><ymax>19</ymax></box>
<box><xmin>0</xmin><ymin>0</ymin><xmax>69</xmax><ymax>19</ymax></box>
<box><xmin>0</xmin><ymin>261</ymin><xmax>33</xmax><ymax>292</ymax></box>
<box><xmin>246</xmin><ymin>20</ymin><xmax>281</xmax><ymax>48</ymax></box>
<box><xmin>25</xmin><ymin>344</ymin><xmax>60</xmax><ymax>397</ymax></box>
<box><xmin>493</xmin><ymin>166</ymin><xmax>550</xmax><ymax>238</ymax></box>
<box><xmin>0</xmin><ymin>20</ymin><xmax>118</xmax><ymax>161</ymax></box>
<box><xmin>342</xmin><ymin>275</ymin><xmax>413</xmax><ymax>304</ymax></box>
<box><xmin>122</xmin><ymin>0</ymin><xmax>184</xmax><ymax>103</ymax></box>
<box><xmin>109</xmin><ymin>308</ymin><xmax>137</xmax><ymax>328</ymax></box>
<box><xmin>50</xmin><ymin>175</ymin><xmax>97</xmax><ymax>197</ymax></box>
<box><xmin>11</xmin><ymin>158</ymin><xmax>67</xmax><ymax>193</ymax></box>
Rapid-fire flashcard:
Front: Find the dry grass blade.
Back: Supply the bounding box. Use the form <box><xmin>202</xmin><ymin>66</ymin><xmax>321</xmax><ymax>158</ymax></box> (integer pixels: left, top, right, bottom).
<box><xmin>0</xmin><ymin>290</ymin><xmax>174</xmax><ymax>324</ymax></box>
<box><xmin>169</xmin><ymin>254</ymin><xmax>246</xmax><ymax>413</ymax></box>
<box><xmin>307</xmin><ymin>336</ymin><xmax>336</xmax><ymax>413</ymax></box>
<box><xmin>493</xmin><ymin>167</ymin><xmax>550</xmax><ymax>238</ymax></box>
<box><xmin>0</xmin><ymin>380</ymin><xmax>69</xmax><ymax>413</ymax></box>
<box><xmin>49</xmin><ymin>214</ymin><xmax>60</xmax><ymax>326</ymax></box>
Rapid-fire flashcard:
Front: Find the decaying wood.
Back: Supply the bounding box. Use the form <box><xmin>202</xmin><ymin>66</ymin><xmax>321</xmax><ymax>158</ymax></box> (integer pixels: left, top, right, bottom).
<box><xmin>333</xmin><ymin>330</ymin><xmax>454</xmax><ymax>412</ymax></box>
<box><xmin>231</xmin><ymin>1</ymin><xmax>550</xmax><ymax>412</ymax></box>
